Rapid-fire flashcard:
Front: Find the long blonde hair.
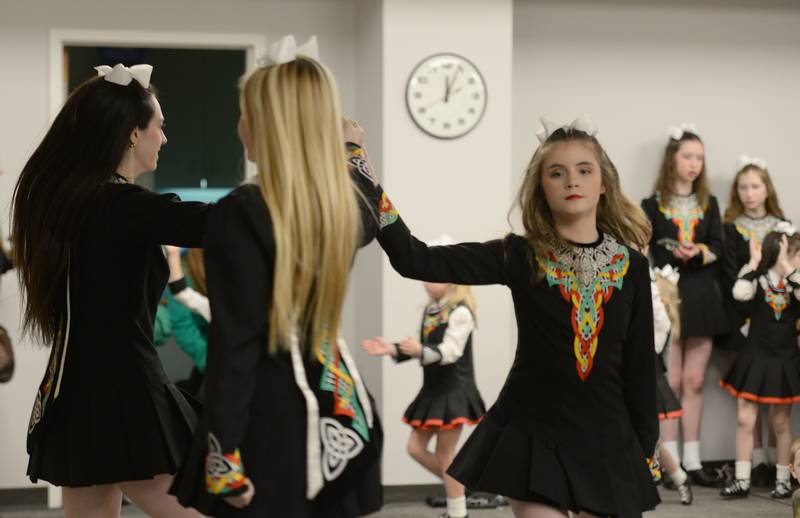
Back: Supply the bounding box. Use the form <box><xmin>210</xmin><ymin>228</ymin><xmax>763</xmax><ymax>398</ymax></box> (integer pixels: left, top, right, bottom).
<box><xmin>654</xmin><ymin>132</ymin><xmax>710</xmax><ymax>210</ymax></box>
<box><xmin>434</xmin><ymin>285</ymin><xmax>478</xmax><ymax>323</ymax></box>
<box><xmin>240</xmin><ymin>57</ymin><xmax>360</xmax><ymax>356</ymax></box>
<box><xmin>722</xmin><ymin>165</ymin><xmax>785</xmax><ymax>224</ymax></box>
<box><xmin>654</xmin><ymin>274</ymin><xmax>681</xmax><ymax>340</ymax></box>
<box><xmin>516</xmin><ymin>129</ymin><xmax>651</xmax><ymax>278</ymax></box>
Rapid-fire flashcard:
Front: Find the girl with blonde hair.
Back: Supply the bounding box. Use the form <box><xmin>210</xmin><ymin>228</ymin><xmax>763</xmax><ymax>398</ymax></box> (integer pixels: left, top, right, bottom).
<box><xmin>363</xmin><ymin>235</ymin><xmax>485</xmax><ymax>518</ymax></box>
<box><xmin>365</xmin><ymin>115</ymin><xmax>659</xmax><ymax>517</ymax></box>
<box><xmin>170</xmin><ymin>36</ymin><xmax>382</xmax><ymax>517</ymax></box>
<box><xmin>641</xmin><ymin>124</ymin><xmax>728</xmax><ymax>488</ymax></box>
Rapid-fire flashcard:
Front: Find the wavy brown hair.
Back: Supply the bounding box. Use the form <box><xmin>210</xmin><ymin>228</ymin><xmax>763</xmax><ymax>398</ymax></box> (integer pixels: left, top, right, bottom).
<box><xmin>654</xmin><ymin>132</ymin><xmax>710</xmax><ymax>210</ymax></box>
<box><xmin>12</xmin><ymin>75</ymin><xmax>156</xmax><ymax>346</ymax></box>
<box><xmin>185</xmin><ymin>249</ymin><xmax>207</xmax><ymax>296</ymax></box>
<box><xmin>516</xmin><ymin>128</ymin><xmax>651</xmax><ymax>279</ymax></box>
<box><xmin>723</xmin><ymin>165</ymin><xmax>785</xmax><ymax>224</ymax></box>
<box><xmin>756</xmin><ymin>231</ymin><xmax>800</xmax><ymax>276</ymax></box>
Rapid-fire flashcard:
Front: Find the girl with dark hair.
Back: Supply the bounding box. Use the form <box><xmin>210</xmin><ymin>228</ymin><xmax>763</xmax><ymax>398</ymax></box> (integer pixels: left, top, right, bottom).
<box><xmin>641</xmin><ymin>123</ymin><xmax>728</xmax><ymax>487</ymax></box>
<box><xmin>14</xmin><ymin>64</ymin><xmax>208</xmax><ymax>518</ymax></box>
<box><xmin>365</xmin><ymin>115</ymin><xmax>659</xmax><ymax>517</ymax></box>
<box><xmin>720</xmin><ymin>228</ymin><xmax>800</xmax><ymax>499</ymax></box>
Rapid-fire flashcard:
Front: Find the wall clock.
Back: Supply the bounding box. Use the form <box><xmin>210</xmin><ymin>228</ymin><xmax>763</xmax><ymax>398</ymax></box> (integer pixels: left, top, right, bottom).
<box><xmin>405</xmin><ymin>53</ymin><xmax>487</xmax><ymax>139</ymax></box>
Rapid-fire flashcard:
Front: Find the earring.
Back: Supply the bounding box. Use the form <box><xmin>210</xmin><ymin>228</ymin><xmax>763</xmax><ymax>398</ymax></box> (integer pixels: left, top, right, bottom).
<box><xmin>128</xmin><ymin>142</ymin><xmax>136</xmax><ymax>150</ymax></box>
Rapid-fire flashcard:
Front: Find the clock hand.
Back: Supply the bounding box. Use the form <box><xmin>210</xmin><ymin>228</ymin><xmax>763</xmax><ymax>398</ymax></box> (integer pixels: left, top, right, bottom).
<box><xmin>444</xmin><ymin>75</ymin><xmax>451</xmax><ymax>103</ymax></box>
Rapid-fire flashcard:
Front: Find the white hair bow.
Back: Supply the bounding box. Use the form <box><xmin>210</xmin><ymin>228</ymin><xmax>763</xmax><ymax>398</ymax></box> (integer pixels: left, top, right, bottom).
<box><xmin>94</xmin><ymin>64</ymin><xmax>153</xmax><ymax>88</ymax></box>
<box><xmin>668</xmin><ymin>122</ymin><xmax>699</xmax><ymax>141</ymax></box>
<box><xmin>536</xmin><ymin>114</ymin><xmax>597</xmax><ymax>144</ymax></box>
<box><xmin>258</xmin><ymin>35</ymin><xmax>319</xmax><ymax>67</ymax></box>
<box><xmin>775</xmin><ymin>221</ymin><xmax>797</xmax><ymax>236</ymax></box>
<box><xmin>427</xmin><ymin>234</ymin><xmax>454</xmax><ymax>247</ymax></box>
<box><xmin>737</xmin><ymin>154</ymin><xmax>768</xmax><ymax>171</ymax></box>
<box><xmin>655</xmin><ymin>265</ymin><xmax>680</xmax><ymax>285</ymax></box>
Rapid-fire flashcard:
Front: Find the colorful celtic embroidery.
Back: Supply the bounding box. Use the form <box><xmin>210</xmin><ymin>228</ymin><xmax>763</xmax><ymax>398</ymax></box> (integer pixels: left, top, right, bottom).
<box><xmin>345</xmin><ymin>143</ymin><xmax>374</xmax><ymax>183</ymax></box>
<box><xmin>318</xmin><ymin>340</ymin><xmax>369</xmax><ymax>441</ymax></box>
<box><xmin>378</xmin><ymin>192</ymin><xmax>399</xmax><ymax>228</ymax></box>
<box><xmin>658</xmin><ymin>194</ymin><xmax>704</xmax><ymax>245</ymax></box>
<box><xmin>422</xmin><ymin>305</ymin><xmax>452</xmax><ymax>342</ymax></box>
<box><xmin>28</xmin><ymin>328</ymin><xmax>64</xmax><ymax>434</ymax></box>
<box><xmin>537</xmin><ymin>236</ymin><xmax>630</xmax><ymax>381</ymax></box>
<box><xmin>205</xmin><ymin>433</ymin><xmax>246</xmax><ymax>495</ymax></box>
<box><xmin>764</xmin><ymin>279</ymin><xmax>789</xmax><ymax>320</ymax></box>
<box><xmin>734</xmin><ymin>214</ymin><xmax>781</xmax><ymax>244</ymax></box>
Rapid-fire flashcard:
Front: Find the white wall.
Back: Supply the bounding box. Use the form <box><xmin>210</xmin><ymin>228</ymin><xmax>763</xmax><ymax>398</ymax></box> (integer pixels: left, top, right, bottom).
<box><xmin>378</xmin><ymin>0</ymin><xmax>515</xmax><ymax>485</ymax></box>
<box><xmin>513</xmin><ymin>0</ymin><xmax>800</xmax><ymax>461</ymax></box>
<box><xmin>0</xmin><ymin>0</ymin><xmax>359</xmax><ymax>490</ymax></box>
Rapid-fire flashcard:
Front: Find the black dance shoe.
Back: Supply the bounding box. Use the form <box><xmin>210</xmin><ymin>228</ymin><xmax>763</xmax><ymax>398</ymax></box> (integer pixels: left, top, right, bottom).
<box><xmin>465</xmin><ymin>496</ymin><xmax>496</xmax><ymax>509</ymax></box>
<box><xmin>751</xmin><ymin>462</ymin><xmax>774</xmax><ymax>488</ymax></box>
<box><xmin>676</xmin><ymin>478</ymin><xmax>693</xmax><ymax>505</ymax></box>
<box><xmin>437</xmin><ymin>514</ymin><xmax>468</xmax><ymax>518</ymax></box>
<box><xmin>771</xmin><ymin>480</ymin><xmax>792</xmax><ymax>499</ymax></box>
<box><xmin>720</xmin><ymin>479</ymin><xmax>750</xmax><ymax>498</ymax></box>
<box><xmin>426</xmin><ymin>496</ymin><xmax>446</xmax><ymax>507</ymax></box>
<box><xmin>688</xmin><ymin>467</ymin><xmax>724</xmax><ymax>487</ymax></box>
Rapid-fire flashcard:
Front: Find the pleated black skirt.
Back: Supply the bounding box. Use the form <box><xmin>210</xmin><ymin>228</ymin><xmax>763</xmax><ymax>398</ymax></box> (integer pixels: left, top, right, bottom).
<box><xmin>402</xmin><ymin>385</ymin><xmax>485</xmax><ymax>430</ymax></box>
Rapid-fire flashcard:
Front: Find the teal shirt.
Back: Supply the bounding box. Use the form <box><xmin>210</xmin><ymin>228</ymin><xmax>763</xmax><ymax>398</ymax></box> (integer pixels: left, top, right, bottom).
<box><xmin>165</xmin><ymin>280</ymin><xmax>209</xmax><ymax>373</ymax></box>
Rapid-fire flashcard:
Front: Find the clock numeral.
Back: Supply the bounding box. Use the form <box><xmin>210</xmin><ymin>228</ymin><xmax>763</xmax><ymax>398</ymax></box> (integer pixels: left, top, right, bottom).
<box><xmin>468</xmin><ymin>107</ymin><xmax>476</xmax><ymax>115</ymax></box>
<box><xmin>472</xmin><ymin>93</ymin><xmax>481</xmax><ymax>100</ymax></box>
<box><xmin>458</xmin><ymin>118</ymin><xmax>466</xmax><ymax>125</ymax></box>
<box><xmin>418</xmin><ymin>76</ymin><xmax>428</xmax><ymax>84</ymax></box>
<box><xmin>443</xmin><ymin>63</ymin><xmax>453</xmax><ymax>70</ymax></box>
<box><xmin>418</xmin><ymin>107</ymin><xmax>426</xmax><ymax>114</ymax></box>
<box><xmin>428</xmin><ymin>117</ymin><xmax>436</xmax><ymax>125</ymax></box>
<box><xmin>468</xmin><ymin>77</ymin><xmax>476</xmax><ymax>85</ymax></box>
<box><xmin>414</xmin><ymin>92</ymin><xmax>422</xmax><ymax>99</ymax></box>
<box><xmin>443</xmin><ymin>122</ymin><xmax>451</xmax><ymax>129</ymax></box>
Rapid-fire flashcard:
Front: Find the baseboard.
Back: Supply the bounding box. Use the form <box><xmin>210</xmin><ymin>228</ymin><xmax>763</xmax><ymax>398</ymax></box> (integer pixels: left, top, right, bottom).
<box><xmin>383</xmin><ymin>483</ymin><xmax>440</xmax><ymax>503</ymax></box>
<box><xmin>0</xmin><ymin>487</ymin><xmax>47</xmax><ymax>507</ymax></box>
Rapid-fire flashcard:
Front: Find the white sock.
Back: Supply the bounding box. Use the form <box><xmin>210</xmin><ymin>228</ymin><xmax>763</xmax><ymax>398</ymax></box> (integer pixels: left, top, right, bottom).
<box><xmin>752</xmin><ymin>447</ymin><xmax>766</xmax><ymax>466</ymax></box>
<box><xmin>446</xmin><ymin>496</ymin><xmax>467</xmax><ymax>518</ymax></box>
<box><xmin>683</xmin><ymin>441</ymin><xmax>702</xmax><ymax>471</ymax></box>
<box><xmin>663</xmin><ymin>440</ymin><xmax>681</xmax><ymax>466</ymax></box>
<box><xmin>670</xmin><ymin>467</ymin><xmax>688</xmax><ymax>486</ymax></box>
<box><xmin>777</xmin><ymin>464</ymin><xmax>791</xmax><ymax>483</ymax></box>
<box><xmin>735</xmin><ymin>460</ymin><xmax>752</xmax><ymax>481</ymax></box>
<box><xmin>768</xmin><ymin>447</ymin><xmax>778</xmax><ymax>465</ymax></box>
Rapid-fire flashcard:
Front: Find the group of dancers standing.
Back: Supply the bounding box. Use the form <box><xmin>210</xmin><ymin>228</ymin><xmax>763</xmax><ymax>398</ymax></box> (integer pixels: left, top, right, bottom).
<box><xmin>9</xmin><ymin>34</ymin><xmax>800</xmax><ymax>518</ymax></box>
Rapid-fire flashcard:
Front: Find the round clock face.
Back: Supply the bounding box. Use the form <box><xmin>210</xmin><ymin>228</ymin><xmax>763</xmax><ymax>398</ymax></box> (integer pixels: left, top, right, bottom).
<box><xmin>405</xmin><ymin>53</ymin><xmax>487</xmax><ymax>139</ymax></box>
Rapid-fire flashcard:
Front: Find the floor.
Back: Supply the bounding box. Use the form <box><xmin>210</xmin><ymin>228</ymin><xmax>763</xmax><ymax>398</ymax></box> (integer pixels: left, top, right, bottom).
<box><xmin>0</xmin><ymin>486</ymin><xmax>792</xmax><ymax>517</ymax></box>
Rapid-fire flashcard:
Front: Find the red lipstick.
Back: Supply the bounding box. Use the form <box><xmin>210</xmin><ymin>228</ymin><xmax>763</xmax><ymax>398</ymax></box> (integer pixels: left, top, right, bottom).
<box><xmin>565</xmin><ymin>194</ymin><xmax>584</xmax><ymax>201</ymax></box>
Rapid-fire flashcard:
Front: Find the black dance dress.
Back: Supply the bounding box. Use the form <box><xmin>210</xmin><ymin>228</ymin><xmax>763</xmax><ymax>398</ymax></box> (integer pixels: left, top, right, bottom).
<box><xmin>27</xmin><ymin>179</ymin><xmax>208</xmax><ymax>486</ymax></box>
<box><xmin>170</xmin><ymin>166</ymin><xmax>383</xmax><ymax>518</ymax></box>
<box><xmin>720</xmin><ymin>214</ymin><xmax>787</xmax><ymax>351</ymax></box>
<box><xmin>720</xmin><ymin>267</ymin><xmax>800</xmax><ymax>403</ymax></box>
<box><xmin>642</xmin><ymin>193</ymin><xmax>728</xmax><ymax>339</ymax></box>
<box><xmin>395</xmin><ymin>302</ymin><xmax>485</xmax><ymax>430</ymax></box>
<box><xmin>374</xmin><ymin>188</ymin><xmax>659</xmax><ymax>517</ymax></box>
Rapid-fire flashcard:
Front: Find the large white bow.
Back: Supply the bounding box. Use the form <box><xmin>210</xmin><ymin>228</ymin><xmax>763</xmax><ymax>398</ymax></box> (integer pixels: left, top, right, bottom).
<box><xmin>258</xmin><ymin>35</ymin><xmax>319</xmax><ymax>67</ymax></box>
<box><xmin>775</xmin><ymin>221</ymin><xmax>797</xmax><ymax>236</ymax></box>
<box><xmin>94</xmin><ymin>64</ymin><xmax>153</xmax><ymax>88</ymax></box>
<box><xmin>536</xmin><ymin>114</ymin><xmax>597</xmax><ymax>144</ymax></box>
<box><xmin>654</xmin><ymin>265</ymin><xmax>680</xmax><ymax>285</ymax></box>
<box><xmin>737</xmin><ymin>154</ymin><xmax>768</xmax><ymax>171</ymax></box>
<box><xmin>668</xmin><ymin>122</ymin><xmax>699</xmax><ymax>141</ymax></box>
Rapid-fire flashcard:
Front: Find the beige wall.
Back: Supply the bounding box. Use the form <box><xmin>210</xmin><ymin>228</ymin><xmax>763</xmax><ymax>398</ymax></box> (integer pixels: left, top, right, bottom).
<box><xmin>513</xmin><ymin>0</ymin><xmax>800</xmax><ymax>461</ymax></box>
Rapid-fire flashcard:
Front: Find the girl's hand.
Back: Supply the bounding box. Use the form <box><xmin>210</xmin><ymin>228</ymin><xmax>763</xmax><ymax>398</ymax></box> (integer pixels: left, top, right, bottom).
<box><xmin>224</xmin><ymin>478</ymin><xmax>255</xmax><ymax>508</ymax></box>
<box><xmin>398</xmin><ymin>337</ymin><xmax>423</xmax><ymax>358</ymax></box>
<box><xmin>680</xmin><ymin>243</ymin><xmax>700</xmax><ymax>258</ymax></box>
<box><xmin>361</xmin><ymin>336</ymin><xmax>395</xmax><ymax>357</ymax></box>
<box><xmin>342</xmin><ymin>117</ymin><xmax>364</xmax><ymax>146</ymax></box>
<box><xmin>749</xmin><ymin>238</ymin><xmax>762</xmax><ymax>267</ymax></box>
<box><xmin>777</xmin><ymin>234</ymin><xmax>793</xmax><ymax>276</ymax></box>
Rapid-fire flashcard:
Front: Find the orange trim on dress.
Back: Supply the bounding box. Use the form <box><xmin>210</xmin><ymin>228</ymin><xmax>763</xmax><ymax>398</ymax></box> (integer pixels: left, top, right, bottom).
<box><xmin>402</xmin><ymin>416</ymin><xmax>484</xmax><ymax>431</ymax></box>
<box><xmin>658</xmin><ymin>409</ymin><xmax>684</xmax><ymax>421</ymax></box>
<box><xmin>720</xmin><ymin>381</ymin><xmax>800</xmax><ymax>404</ymax></box>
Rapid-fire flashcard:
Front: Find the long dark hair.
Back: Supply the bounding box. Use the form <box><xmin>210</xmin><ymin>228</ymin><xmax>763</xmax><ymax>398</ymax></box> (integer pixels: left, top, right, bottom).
<box><xmin>12</xmin><ymin>74</ymin><xmax>156</xmax><ymax>345</ymax></box>
<box><xmin>756</xmin><ymin>231</ymin><xmax>800</xmax><ymax>276</ymax></box>
<box><xmin>654</xmin><ymin>132</ymin><xmax>710</xmax><ymax>210</ymax></box>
